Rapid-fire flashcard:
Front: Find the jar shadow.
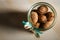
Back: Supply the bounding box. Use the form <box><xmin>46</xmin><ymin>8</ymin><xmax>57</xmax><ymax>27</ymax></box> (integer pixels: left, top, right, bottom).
<box><xmin>0</xmin><ymin>10</ymin><xmax>31</xmax><ymax>32</ymax></box>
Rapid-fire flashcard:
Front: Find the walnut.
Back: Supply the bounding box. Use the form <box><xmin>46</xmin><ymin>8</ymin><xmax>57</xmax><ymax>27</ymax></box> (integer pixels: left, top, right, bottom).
<box><xmin>43</xmin><ymin>20</ymin><xmax>53</xmax><ymax>29</ymax></box>
<box><xmin>38</xmin><ymin>15</ymin><xmax>47</xmax><ymax>23</ymax></box>
<box><xmin>37</xmin><ymin>5</ymin><xmax>48</xmax><ymax>14</ymax></box>
<box><xmin>45</xmin><ymin>12</ymin><xmax>54</xmax><ymax>21</ymax></box>
<box><xmin>31</xmin><ymin>11</ymin><xmax>38</xmax><ymax>25</ymax></box>
<box><xmin>35</xmin><ymin>23</ymin><xmax>40</xmax><ymax>28</ymax></box>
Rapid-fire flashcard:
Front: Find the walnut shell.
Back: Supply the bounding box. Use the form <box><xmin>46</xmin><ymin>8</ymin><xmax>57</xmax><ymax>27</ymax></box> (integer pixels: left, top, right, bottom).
<box><xmin>38</xmin><ymin>15</ymin><xmax>47</xmax><ymax>23</ymax></box>
<box><xmin>35</xmin><ymin>23</ymin><xmax>40</xmax><ymax>28</ymax></box>
<box><xmin>45</xmin><ymin>12</ymin><xmax>54</xmax><ymax>21</ymax></box>
<box><xmin>31</xmin><ymin>11</ymin><xmax>38</xmax><ymax>25</ymax></box>
<box><xmin>38</xmin><ymin>5</ymin><xmax>48</xmax><ymax>14</ymax></box>
<box><xmin>43</xmin><ymin>20</ymin><xmax>53</xmax><ymax>29</ymax></box>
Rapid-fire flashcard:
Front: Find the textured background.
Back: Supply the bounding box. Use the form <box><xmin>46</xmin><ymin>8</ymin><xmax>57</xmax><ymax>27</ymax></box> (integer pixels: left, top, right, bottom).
<box><xmin>0</xmin><ymin>0</ymin><xmax>60</xmax><ymax>40</ymax></box>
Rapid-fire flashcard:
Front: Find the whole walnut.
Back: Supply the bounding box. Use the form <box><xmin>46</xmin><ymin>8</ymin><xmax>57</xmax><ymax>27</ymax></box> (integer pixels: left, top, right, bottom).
<box><xmin>37</xmin><ymin>5</ymin><xmax>48</xmax><ymax>14</ymax></box>
<box><xmin>43</xmin><ymin>20</ymin><xmax>53</xmax><ymax>29</ymax></box>
<box><xmin>45</xmin><ymin>12</ymin><xmax>54</xmax><ymax>21</ymax></box>
<box><xmin>31</xmin><ymin>11</ymin><xmax>38</xmax><ymax>25</ymax></box>
<box><xmin>38</xmin><ymin>15</ymin><xmax>47</xmax><ymax>23</ymax></box>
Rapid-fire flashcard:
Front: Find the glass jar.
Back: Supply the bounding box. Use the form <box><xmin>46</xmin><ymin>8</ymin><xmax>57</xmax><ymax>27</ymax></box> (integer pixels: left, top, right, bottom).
<box><xmin>27</xmin><ymin>2</ymin><xmax>57</xmax><ymax>37</ymax></box>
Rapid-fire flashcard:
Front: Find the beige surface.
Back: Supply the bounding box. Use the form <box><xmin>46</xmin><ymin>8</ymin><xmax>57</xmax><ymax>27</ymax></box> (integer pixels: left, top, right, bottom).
<box><xmin>0</xmin><ymin>0</ymin><xmax>60</xmax><ymax>40</ymax></box>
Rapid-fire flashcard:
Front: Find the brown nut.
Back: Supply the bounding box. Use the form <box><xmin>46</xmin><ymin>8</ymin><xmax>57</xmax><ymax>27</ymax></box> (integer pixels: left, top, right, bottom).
<box><xmin>43</xmin><ymin>20</ymin><xmax>53</xmax><ymax>29</ymax></box>
<box><xmin>35</xmin><ymin>23</ymin><xmax>40</xmax><ymax>28</ymax></box>
<box><xmin>38</xmin><ymin>5</ymin><xmax>48</xmax><ymax>14</ymax></box>
<box><xmin>45</xmin><ymin>12</ymin><xmax>54</xmax><ymax>21</ymax></box>
<box><xmin>38</xmin><ymin>15</ymin><xmax>47</xmax><ymax>23</ymax></box>
<box><xmin>31</xmin><ymin>11</ymin><xmax>38</xmax><ymax>25</ymax></box>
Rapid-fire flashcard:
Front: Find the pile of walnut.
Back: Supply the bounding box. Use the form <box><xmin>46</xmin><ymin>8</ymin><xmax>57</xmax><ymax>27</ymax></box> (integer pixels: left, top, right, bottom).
<box><xmin>31</xmin><ymin>5</ymin><xmax>54</xmax><ymax>29</ymax></box>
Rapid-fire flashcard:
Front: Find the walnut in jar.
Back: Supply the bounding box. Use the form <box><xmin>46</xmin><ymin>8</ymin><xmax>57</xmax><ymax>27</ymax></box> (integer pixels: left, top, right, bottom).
<box><xmin>38</xmin><ymin>15</ymin><xmax>47</xmax><ymax>23</ymax></box>
<box><xmin>37</xmin><ymin>5</ymin><xmax>48</xmax><ymax>14</ymax></box>
<box><xmin>35</xmin><ymin>23</ymin><xmax>40</xmax><ymax>28</ymax></box>
<box><xmin>45</xmin><ymin>12</ymin><xmax>54</xmax><ymax>21</ymax></box>
<box><xmin>43</xmin><ymin>20</ymin><xmax>53</xmax><ymax>29</ymax></box>
<box><xmin>31</xmin><ymin>11</ymin><xmax>38</xmax><ymax>25</ymax></box>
